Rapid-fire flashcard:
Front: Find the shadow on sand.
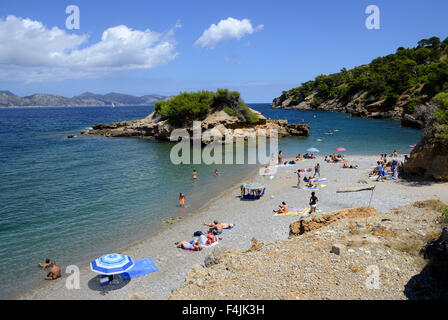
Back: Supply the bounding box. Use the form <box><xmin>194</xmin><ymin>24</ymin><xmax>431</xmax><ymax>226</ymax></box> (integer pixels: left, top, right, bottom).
<box><xmin>394</xmin><ymin>173</ymin><xmax>446</xmax><ymax>188</ymax></box>
<box><xmin>88</xmin><ymin>275</ymin><xmax>131</xmax><ymax>295</ymax></box>
<box><xmin>404</xmin><ymin>265</ymin><xmax>448</xmax><ymax>300</ymax></box>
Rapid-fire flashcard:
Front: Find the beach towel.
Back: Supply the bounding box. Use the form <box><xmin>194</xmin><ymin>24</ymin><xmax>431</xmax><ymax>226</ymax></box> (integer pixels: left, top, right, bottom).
<box><xmin>302</xmin><ymin>183</ymin><xmax>326</xmax><ymax>190</ymax></box>
<box><xmin>313</xmin><ymin>178</ymin><xmax>327</xmax><ymax>183</ymax></box>
<box><xmin>119</xmin><ymin>258</ymin><xmax>158</xmax><ymax>280</ymax></box>
<box><xmin>275</xmin><ymin>164</ymin><xmax>294</xmax><ymax>168</ymax></box>
<box><xmin>274</xmin><ymin>207</ymin><xmax>321</xmax><ymax>217</ymax></box>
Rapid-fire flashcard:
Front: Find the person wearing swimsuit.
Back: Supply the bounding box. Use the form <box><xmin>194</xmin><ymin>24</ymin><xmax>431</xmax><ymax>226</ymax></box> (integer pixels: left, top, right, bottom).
<box><xmin>310</xmin><ymin>192</ymin><xmax>318</xmax><ymax>213</ymax></box>
<box><xmin>179</xmin><ymin>193</ymin><xmax>185</xmax><ymax>207</ymax></box>
<box><xmin>192</xmin><ymin>169</ymin><xmax>197</xmax><ymax>180</ymax></box>
<box><xmin>314</xmin><ymin>163</ymin><xmax>320</xmax><ymax>178</ymax></box>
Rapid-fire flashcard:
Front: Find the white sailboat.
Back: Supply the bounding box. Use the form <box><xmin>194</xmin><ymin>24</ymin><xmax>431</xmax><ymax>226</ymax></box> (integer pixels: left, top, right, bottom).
<box><xmin>112</xmin><ymin>102</ymin><xmax>115</xmax><ymax>108</ymax></box>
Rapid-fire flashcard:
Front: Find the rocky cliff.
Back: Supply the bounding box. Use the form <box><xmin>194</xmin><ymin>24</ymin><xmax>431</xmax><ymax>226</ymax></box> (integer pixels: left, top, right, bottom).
<box><xmin>272</xmin><ymin>36</ymin><xmax>448</xmax><ymax>129</ymax></box>
<box><xmin>272</xmin><ymin>90</ymin><xmax>430</xmax><ymax>129</ymax></box>
<box><xmin>404</xmin><ymin>102</ymin><xmax>448</xmax><ymax>181</ymax></box>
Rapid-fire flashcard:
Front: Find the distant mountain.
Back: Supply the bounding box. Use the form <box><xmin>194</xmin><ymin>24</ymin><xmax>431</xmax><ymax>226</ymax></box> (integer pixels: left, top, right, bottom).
<box><xmin>0</xmin><ymin>91</ymin><xmax>171</xmax><ymax>107</ymax></box>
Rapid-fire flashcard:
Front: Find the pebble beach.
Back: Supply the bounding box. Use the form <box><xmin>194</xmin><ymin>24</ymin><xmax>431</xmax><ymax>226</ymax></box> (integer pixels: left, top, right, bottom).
<box><xmin>17</xmin><ymin>154</ymin><xmax>448</xmax><ymax>300</ymax></box>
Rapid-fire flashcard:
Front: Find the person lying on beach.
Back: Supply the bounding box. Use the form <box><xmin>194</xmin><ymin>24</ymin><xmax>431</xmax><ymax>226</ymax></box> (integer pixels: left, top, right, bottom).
<box><xmin>203</xmin><ymin>220</ymin><xmax>224</xmax><ymax>234</ymax></box>
<box><xmin>304</xmin><ymin>176</ymin><xmax>315</xmax><ymax>188</ymax></box>
<box><xmin>296</xmin><ymin>154</ymin><xmax>303</xmax><ymax>161</ymax></box>
<box><xmin>174</xmin><ymin>240</ymin><xmax>202</xmax><ymax>251</ymax></box>
<box><xmin>342</xmin><ymin>160</ymin><xmax>358</xmax><ymax>169</ymax></box>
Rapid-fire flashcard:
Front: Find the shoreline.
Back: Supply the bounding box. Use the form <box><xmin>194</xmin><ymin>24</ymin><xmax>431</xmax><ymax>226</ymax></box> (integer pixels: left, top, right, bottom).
<box><xmin>13</xmin><ymin>163</ymin><xmax>261</xmax><ymax>300</ymax></box>
<box><xmin>15</xmin><ymin>153</ymin><xmax>448</xmax><ymax>300</ymax></box>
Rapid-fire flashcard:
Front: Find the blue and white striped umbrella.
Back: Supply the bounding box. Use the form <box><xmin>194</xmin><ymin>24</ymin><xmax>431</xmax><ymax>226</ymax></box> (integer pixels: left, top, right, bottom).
<box><xmin>90</xmin><ymin>253</ymin><xmax>134</xmax><ymax>275</ymax></box>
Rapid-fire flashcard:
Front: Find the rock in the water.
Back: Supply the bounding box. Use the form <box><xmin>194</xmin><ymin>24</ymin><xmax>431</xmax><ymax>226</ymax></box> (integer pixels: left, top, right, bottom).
<box><xmin>89</xmin><ymin>109</ymin><xmax>309</xmax><ymax>144</ymax></box>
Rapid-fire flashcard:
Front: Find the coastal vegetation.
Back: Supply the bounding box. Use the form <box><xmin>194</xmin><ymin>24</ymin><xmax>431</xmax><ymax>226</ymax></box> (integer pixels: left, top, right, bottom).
<box><xmin>154</xmin><ymin>89</ymin><xmax>259</xmax><ymax>126</ymax></box>
<box><xmin>273</xmin><ymin>37</ymin><xmax>448</xmax><ymax>130</ymax></box>
<box><xmin>281</xmin><ymin>36</ymin><xmax>448</xmax><ymax>113</ymax></box>
<box><xmin>433</xmin><ymin>92</ymin><xmax>448</xmax><ymax>142</ymax></box>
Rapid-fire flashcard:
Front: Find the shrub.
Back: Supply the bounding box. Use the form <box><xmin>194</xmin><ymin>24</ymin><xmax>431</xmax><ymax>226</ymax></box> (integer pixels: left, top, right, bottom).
<box><xmin>155</xmin><ymin>89</ymin><xmax>258</xmax><ymax>126</ymax></box>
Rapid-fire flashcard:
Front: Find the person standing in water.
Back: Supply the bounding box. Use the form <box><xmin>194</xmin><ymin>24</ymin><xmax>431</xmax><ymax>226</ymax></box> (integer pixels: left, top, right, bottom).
<box><xmin>192</xmin><ymin>169</ymin><xmax>197</xmax><ymax>180</ymax></box>
<box><xmin>179</xmin><ymin>193</ymin><xmax>185</xmax><ymax>207</ymax></box>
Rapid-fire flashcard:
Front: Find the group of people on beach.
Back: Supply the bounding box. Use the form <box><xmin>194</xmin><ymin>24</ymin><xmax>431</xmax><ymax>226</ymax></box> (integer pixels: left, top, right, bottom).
<box><xmin>174</xmin><ymin>220</ymin><xmax>234</xmax><ymax>251</ymax></box>
<box><xmin>324</xmin><ymin>154</ymin><xmax>343</xmax><ymax>163</ymax></box>
<box><xmin>274</xmin><ymin>191</ymin><xmax>319</xmax><ymax>215</ymax></box>
<box><xmin>371</xmin><ymin>152</ymin><xmax>401</xmax><ymax>181</ymax></box>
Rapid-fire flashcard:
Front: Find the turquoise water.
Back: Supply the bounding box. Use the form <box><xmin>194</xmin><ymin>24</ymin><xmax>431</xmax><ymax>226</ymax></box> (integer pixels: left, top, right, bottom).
<box><xmin>0</xmin><ymin>104</ymin><xmax>422</xmax><ymax>299</ymax></box>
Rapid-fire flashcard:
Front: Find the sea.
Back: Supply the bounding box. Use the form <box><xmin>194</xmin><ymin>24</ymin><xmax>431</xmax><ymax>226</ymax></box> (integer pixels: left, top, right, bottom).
<box><xmin>0</xmin><ymin>103</ymin><xmax>423</xmax><ymax>299</ymax></box>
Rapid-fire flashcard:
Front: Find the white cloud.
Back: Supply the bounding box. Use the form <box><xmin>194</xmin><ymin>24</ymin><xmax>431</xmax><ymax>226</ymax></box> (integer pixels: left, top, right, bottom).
<box><xmin>0</xmin><ymin>15</ymin><xmax>180</xmax><ymax>82</ymax></box>
<box><xmin>195</xmin><ymin>17</ymin><xmax>263</xmax><ymax>50</ymax></box>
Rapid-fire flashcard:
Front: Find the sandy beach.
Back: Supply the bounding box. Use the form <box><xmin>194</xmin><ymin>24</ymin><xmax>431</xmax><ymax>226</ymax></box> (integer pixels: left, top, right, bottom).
<box><xmin>17</xmin><ymin>154</ymin><xmax>448</xmax><ymax>300</ymax></box>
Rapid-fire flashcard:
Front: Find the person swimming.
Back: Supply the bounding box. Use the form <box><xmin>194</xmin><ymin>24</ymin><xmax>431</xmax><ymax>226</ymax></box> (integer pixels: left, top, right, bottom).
<box><xmin>192</xmin><ymin>169</ymin><xmax>197</xmax><ymax>180</ymax></box>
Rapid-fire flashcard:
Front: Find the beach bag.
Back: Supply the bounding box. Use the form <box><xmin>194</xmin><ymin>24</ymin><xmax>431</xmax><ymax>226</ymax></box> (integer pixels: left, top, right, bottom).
<box><xmin>193</xmin><ymin>231</ymin><xmax>204</xmax><ymax>237</ymax></box>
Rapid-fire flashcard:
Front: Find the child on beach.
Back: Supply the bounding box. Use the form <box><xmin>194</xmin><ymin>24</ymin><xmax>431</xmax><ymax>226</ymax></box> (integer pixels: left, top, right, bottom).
<box><xmin>309</xmin><ymin>192</ymin><xmax>318</xmax><ymax>213</ymax></box>
<box><xmin>179</xmin><ymin>193</ymin><xmax>185</xmax><ymax>207</ymax></box>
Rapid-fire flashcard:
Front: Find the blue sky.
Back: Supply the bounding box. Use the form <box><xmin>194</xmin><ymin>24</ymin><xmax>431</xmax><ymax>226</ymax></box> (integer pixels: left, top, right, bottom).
<box><xmin>0</xmin><ymin>0</ymin><xmax>447</xmax><ymax>102</ymax></box>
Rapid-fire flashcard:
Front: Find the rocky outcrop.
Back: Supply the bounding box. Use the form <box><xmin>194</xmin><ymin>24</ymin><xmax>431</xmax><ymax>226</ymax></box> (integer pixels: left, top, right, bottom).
<box><xmin>289</xmin><ymin>206</ymin><xmax>378</xmax><ymax>237</ymax></box>
<box><xmin>89</xmin><ymin>108</ymin><xmax>309</xmax><ymax>143</ymax></box>
<box><xmin>420</xmin><ymin>227</ymin><xmax>448</xmax><ymax>279</ymax></box>
<box><xmin>272</xmin><ymin>91</ymin><xmax>428</xmax><ymax>129</ymax></box>
<box><xmin>169</xmin><ymin>203</ymin><xmax>445</xmax><ymax>300</ymax></box>
<box><xmin>404</xmin><ymin>104</ymin><xmax>448</xmax><ymax>181</ymax></box>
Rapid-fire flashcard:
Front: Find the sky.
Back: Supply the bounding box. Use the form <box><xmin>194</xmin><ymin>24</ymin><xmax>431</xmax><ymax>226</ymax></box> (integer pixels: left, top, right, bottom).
<box><xmin>0</xmin><ymin>0</ymin><xmax>447</xmax><ymax>102</ymax></box>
